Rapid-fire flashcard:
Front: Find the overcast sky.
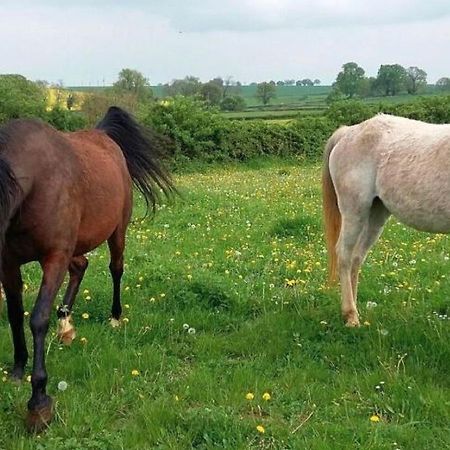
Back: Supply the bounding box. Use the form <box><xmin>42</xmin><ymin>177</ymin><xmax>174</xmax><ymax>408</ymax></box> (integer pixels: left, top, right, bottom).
<box><xmin>0</xmin><ymin>0</ymin><xmax>449</xmax><ymax>86</ymax></box>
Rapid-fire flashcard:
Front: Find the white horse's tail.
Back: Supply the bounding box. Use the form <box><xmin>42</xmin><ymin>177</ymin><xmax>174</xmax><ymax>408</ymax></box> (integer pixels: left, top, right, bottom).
<box><xmin>322</xmin><ymin>126</ymin><xmax>348</xmax><ymax>284</ymax></box>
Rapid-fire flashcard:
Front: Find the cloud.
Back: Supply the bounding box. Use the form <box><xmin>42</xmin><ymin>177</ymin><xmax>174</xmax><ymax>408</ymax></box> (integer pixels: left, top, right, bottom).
<box><xmin>0</xmin><ymin>1</ymin><xmax>449</xmax><ymax>85</ymax></box>
<box><xmin>5</xmin><ymin>0</ymin><xmax>450</xmax><ymax>32</ymax></box>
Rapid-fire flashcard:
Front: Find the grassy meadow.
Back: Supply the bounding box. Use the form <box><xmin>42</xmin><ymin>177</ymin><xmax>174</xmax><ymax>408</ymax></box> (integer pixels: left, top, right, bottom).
<box><xmin>0</xmin><ymin>159</ymin><xmax>449</xmax><ymax>449</ymax></box>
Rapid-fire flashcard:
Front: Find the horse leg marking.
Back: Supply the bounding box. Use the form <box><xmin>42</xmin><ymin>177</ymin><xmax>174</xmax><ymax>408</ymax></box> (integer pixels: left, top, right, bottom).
<box><xmin>56</xmin><ymin>256</ymin><xmax>88</xmax><ymax>345</ymax></box>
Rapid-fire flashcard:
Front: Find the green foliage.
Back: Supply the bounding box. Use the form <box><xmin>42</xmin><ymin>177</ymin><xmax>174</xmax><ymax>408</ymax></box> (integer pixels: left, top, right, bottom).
<box><xmin>0</xmin><ymin>74</ymin><xmax>47</xmax><ymax>122</ymax></box>
<box><xmin>46</xmin><ymin>107</ymin><xmax>87</xmax><ymax>131</ymax></box>
<box><xmin>406</xmin><ymin>67</ymin><xmax>427</xmax><ymax>95</ymax></box>
<box><xmin>220</xmin><ymin>95</ymin><xmax>246</xmax><ymax>111</ymax></box>
<box><xmin>326</xmin><ymin>100</ymin><xmax>375</xmax><ymax>125</ymax></box>
<box><xmin>113</xmin><ymin>68</ymin><xmax>152</xmax><ymax>101</ymax></box>
<box><xmin>376</xmin><ymin>64</ymin><xmax>408</xmax><ymax>96</ymax></box>
<box><xmin>382</xmin><ymin>95</ymin><xmax>450</xmax><ymax>124</ymax></box>
<box><xmin>436</xmin><ymin>77</ymin><xmax>450</xmax><ymax>92</ymax></box>
<box><xmin>164</xmin><ymin>76</ymin><xmax>202</xmax><ymax>97</ymax></box>
<box><xmin>140</xmin><ymin>97</ymin><xmax>335</xmax><ymax>163</ymax></box>
<box><xmin>200</xmin><ymin>82</ymin><xmax>223</xmax><ymax>106</ymax></box>
<box><xmin>333</xmin><ymin>62</ymin><xmax>366</xmax><ymax>98</ymax></box>
<box><xmin>256</xmin><ymin>82</ymin><xmax>277</xmax><ymax>105</ymax></box>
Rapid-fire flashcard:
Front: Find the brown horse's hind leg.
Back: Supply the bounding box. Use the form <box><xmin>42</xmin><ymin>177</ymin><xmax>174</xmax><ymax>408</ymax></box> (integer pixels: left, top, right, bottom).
<box><xmin>2</xmin><ymin>260</ymin><xmax>27</xmax><ymax>380</ymax></box>
<box><xmin>107</xmin><ymin>228</ymin><xmax>125</xmax><ymax>327</ymax></box>
<box><xmin>56</xmin><ymin>256</ymin><xmax>89</xmax><ymax>345</ymax></box>
<box><xmin>27</xmin><ymin>251</ymin><xmax>71</xmax><ymax>433</ymax></box>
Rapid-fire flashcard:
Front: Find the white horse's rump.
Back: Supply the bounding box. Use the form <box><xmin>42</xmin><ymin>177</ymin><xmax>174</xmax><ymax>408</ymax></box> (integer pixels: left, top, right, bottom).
<box><xmin>323</xmin><ymin>114</ymin><xmax>450</xmax><ymax>326</ymax></box>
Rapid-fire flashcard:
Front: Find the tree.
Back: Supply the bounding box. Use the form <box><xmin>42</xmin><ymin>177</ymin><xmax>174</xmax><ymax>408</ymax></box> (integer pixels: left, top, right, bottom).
<box><xmin>376</xmin><ymin>64</ymin><xmax>407</xmax><ymax>96</ymax></box>
<box><xmin>256</xmin><ymin>82</ymin><xmax>276</xmax><ymax>105</ymax></box>
<box><xmin>436</xmin><ymin>77</ymin><xmax>450</xmax><ymax>91</ymax></box>
<box><xmin>301</xmin><ymin>79</ymin><xmax>314</xmax><ymax>86</ymax></box>
<box><xmin>200</xmin><ymin>82</ymin><xmax>223</xmax><ymax>106</ymax></box>
<box><xmin>164</xmin><ymin>76</ymin><xmax>201</xmax><ymax>97</ymax></box>
<box><xmin>0</xmin><ymin>74</ymin><xmax>47</xmax><ymax>122</ymax></box>
<box><xmin>113</xmin><ymin>68</ymin><xmax>152</xmax><ymax>101</ymax></box>
<box><xmin>406</xmin><ymin>66</ymin><xmax>427</xmax><ymax>94</ymax></box>
<box><xmin>313</xmin><ymin>79</ymin><xmax>321</xmax><ymax>85</ymax></box>
<box><xmin>333</xmin><ymin>62</ymin><xmax>366</xmax><ymax>98</ymax></box>
<box><xmin>220</xmin><ymin>95</ymin><xmax>246</xmax><ymax>111</ymax></box>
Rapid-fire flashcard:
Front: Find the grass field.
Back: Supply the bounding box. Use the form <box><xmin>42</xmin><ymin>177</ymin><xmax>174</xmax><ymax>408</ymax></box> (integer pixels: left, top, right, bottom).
<box><xmin>1</xmin><ymin>159</ymin><xmax>449</xmax><ymax>449</ymax></box>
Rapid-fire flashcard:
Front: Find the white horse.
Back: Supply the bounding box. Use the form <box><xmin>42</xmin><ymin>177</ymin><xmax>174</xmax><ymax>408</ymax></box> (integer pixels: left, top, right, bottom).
<box><xmin>322</xmin><ymin>114</ymin><xmax>450</xmax><ymax>326</ymax></box>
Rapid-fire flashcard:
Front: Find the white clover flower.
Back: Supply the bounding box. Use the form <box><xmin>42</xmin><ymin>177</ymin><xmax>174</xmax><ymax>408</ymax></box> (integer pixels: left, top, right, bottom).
<box><xmin>188</xmin><ymin>327</ymin><xmax>196</xmax><ymax>335</ymax></box>
<box><xmin>183</xmin><ymin>323</ymin><xmax>190</xmax><ymax>330</ymax></box>
<box><xmin>58</xmin><ymin>381</ymin><xmax>68</xmax><ymax>391</ymax></box>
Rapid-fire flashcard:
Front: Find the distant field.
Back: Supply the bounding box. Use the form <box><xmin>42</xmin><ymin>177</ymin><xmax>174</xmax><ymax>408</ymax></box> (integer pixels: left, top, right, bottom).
<box><xmin>66</xmin><ymin>84</ymin><xmax>444</xmax><ymax>122</ymax></box>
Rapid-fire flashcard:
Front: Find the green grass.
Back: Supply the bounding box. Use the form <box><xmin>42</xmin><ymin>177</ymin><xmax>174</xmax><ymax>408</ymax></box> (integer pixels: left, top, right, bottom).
<box><xmin>1</xmin><ymin>160</ymin><xmax>449</xmax><ymax>449</ymax></box>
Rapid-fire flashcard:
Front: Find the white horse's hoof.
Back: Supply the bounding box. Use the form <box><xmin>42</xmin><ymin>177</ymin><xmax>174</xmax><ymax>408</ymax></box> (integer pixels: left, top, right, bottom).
<box><xmin>345</xmin><ymin>319</ymin><xmax>361</xmax><ymax>328</ymax></box>
<box><xmin>110</xmin><ymin>318</ymin><xmax>121</xmax><ymax>328</ymax></box>
<box><xmin>57</xmin><ymin>316</ymin><xmax>76</xmax><ymax>345</ymax></box>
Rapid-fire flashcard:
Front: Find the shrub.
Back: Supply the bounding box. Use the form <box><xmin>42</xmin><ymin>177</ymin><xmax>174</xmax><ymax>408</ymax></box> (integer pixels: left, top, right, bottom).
<box><xmin>220</xmin><ymin>96</ymin><xmax>246</xmax><ymax>111</ymax></box>
<box><xmin>326</xmin><ymin>100</ymin><xmax>375</xmax><ymax>125</ymax></box>
<box><xmin>46</xmin><ymin>107</ymin><xmax>88</xmax><ymax>131</ymax></box>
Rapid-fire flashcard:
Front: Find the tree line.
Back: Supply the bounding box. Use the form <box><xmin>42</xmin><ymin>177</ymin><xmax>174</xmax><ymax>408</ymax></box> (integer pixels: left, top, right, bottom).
<box><xmin>329</xmin><ymin>62</ymin><xmax>450</xmax><ymax>101</ymax></box>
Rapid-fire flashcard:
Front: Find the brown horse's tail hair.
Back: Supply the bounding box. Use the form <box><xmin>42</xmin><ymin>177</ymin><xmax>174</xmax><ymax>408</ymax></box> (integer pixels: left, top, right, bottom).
<box><xmin>322</xmin><ymin>126</ymin><xmax>348</xmax><ymax>284</ymax></box>
<box><xmin>96</xmin><ymin>106</ymin><xmax>176</xmax><ymax>212</ymax></box>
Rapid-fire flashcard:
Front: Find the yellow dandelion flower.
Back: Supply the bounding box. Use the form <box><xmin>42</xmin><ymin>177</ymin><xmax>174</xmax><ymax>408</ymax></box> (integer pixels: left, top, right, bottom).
<box><xmin>262</xmin><ymin>392</ymin><xmax>271</xmax><ymax>401</ymax></box>
<box><xmin>80</xmin><ymin>337</ymin><xmax>88</xmax><ymax>344</ymax></box>
<box><xmin>82</xmin><ymin>313</ymin><xmax>89</xmax><ymax>319</ymax></box>
<box><xmin>131</xmin><ymin>369</ymin><xmax>140</xmax><ymax>377</ymax></box>
<box><xmin>256</xmin><ymin>425</ymin><xmax>265</xmax><ymax>434</ymax></box>
<box><xmin>123</xmin><ymin>317</ymin><xmax>129</xmax><ymax>324</ymax></box>
<box><xmin>245</xmin><ymin>392</ymin><xmax>254</xmax><ymax>400</ymax></box>
<box><xmin>370</xmin><ymin>414</ymin><xmax>380</xmax><ymax>423</ymax></box>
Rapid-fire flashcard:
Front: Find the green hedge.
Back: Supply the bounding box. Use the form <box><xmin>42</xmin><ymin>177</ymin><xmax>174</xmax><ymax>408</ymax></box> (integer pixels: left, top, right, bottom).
<box><xmin>2</xmin><ymin>82</ymin><xmax>449</xmax><ymax>163</ymax></box>
<box><xmin>139</xmin><ymin>97</ymin><xmax>337</xmax><ymax>163</ymax></box>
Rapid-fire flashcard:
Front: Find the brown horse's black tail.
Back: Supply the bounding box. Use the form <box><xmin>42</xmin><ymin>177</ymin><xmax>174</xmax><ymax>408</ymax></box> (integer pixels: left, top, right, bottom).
<box><xmin>96</xmin><ymin>106</ymin><xmax>176</xmax><ymax>212</ymax></box>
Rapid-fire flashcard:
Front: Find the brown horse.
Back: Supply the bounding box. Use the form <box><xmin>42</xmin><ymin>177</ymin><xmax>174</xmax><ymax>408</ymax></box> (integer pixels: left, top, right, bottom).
<box><xmin>323</xmin><ymin>114</ymin><xmax>450</xmax><ymax>327</ymax></box>
<box><xmin>0</xmin><ymin>107</ymin><xmax>174</xmax><ymax>431</ymax></box>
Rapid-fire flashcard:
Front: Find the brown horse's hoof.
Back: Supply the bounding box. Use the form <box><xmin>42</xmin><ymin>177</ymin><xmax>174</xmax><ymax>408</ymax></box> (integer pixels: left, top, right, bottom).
<box><xmin>26</xmin><ymin>400</ymin><xmax>53</xmax><ymax>433</ymax></box>
<box><xmin>57</xmin><ymin>316</ymin><xmax>76</xmax><ymax>345</ymax></box>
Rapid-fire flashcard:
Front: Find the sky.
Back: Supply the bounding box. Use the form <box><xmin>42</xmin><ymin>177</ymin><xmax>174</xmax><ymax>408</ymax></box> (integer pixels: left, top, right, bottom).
<box><xmin>0</xmin><ymin>0</ymin><xmax>449</xmax><ymax>86</ymax></box>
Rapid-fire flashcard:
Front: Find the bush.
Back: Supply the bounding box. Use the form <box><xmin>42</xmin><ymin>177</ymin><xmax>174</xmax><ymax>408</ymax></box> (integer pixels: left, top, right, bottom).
<box><xmin>326</xmin><ymin>100</ymin><xmax>375</xmax><ymax>125</ymax></box>
<box><xmin>46</xmin><ymin>107</ymin><xmax>88</xmax><ymax>131</ymax></box>
<box><xmin>220</xmin><ymin>96</ymin><xmax>246</xmax><ymax>111</ymax></box>
<box><xmin>140</xmin><ymin>96</ymin><xmax>336</xmax><ymax>163</ymax></box>
<box><xmin>0</xmin><ymin>75</ymin><xmax>47</xmax><ymax>123</ymax></box>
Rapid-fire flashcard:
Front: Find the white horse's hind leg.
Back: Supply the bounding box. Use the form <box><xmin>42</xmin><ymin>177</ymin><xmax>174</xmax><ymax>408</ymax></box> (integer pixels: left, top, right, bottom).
<box><xmin>350</xmin><ymin>199</ymin><xmax>390</xmax><ymax>306</ymax></box>
<box><xmin>337</xmin><ymin>214</ymin><xmax>367</xmax><ymax>327</ymax></box>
